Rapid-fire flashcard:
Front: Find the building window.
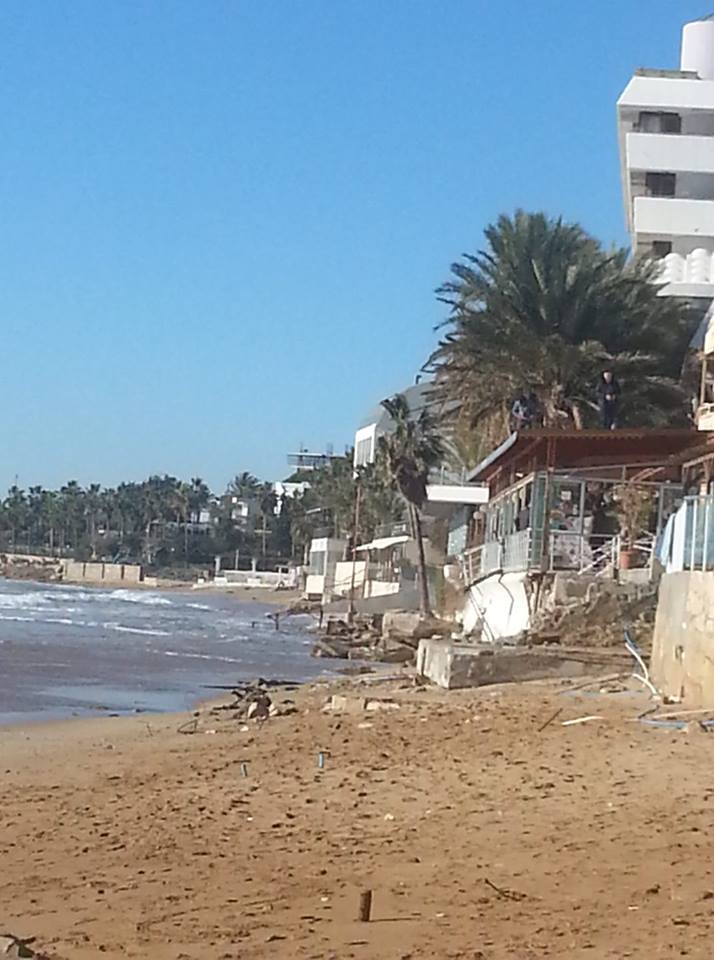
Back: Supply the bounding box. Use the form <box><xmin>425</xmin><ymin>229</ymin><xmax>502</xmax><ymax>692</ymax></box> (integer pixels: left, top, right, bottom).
<box><xmin>637</xmin><ymin>111</ymin><xmax>682</xmax><ymax>134</ymax></box>
<box><xmin>646</xmin><ymin>172</ymin><xmax>676</xmax><ymax>198</ymax></box>
<box><xmin>651</xmin><ymin>240</ymin><xmax>673</xmax><ymax>258</ymax></box>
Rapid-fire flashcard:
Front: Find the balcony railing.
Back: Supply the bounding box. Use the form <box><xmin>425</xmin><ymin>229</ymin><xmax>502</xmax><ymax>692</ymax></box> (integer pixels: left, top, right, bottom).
<box><xmin>683</xmin><ymin>496</ymin><xmax>714</xmax><ymax>571</ymax></box>
<box><xmin>503</xmin><ymin>530</ymin><xmax>532</xmax><ymax>571</ymax></box>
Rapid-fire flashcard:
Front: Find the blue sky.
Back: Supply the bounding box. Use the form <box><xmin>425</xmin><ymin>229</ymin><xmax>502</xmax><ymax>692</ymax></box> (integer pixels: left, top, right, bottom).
<box><xmin>0</xmin><ymin>1</ymin><xmax>706</xmax><ymax>492</ymax></box>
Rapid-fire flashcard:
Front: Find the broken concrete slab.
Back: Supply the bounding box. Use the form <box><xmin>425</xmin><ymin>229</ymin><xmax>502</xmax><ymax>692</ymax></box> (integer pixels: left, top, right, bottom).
<box><xmin>416</xmin><ymin>638</ymin><xmax>632</xmax><ymax>691</ymax></box>
<box><xmin>323</xmin><ymin>694</ymin><xmax>368</xmax><ymax>713</ymax></box>
<box><xmin>323</xmin><ymin>694</ymin><xmax>401</xmax><ymax>713</ymax></box>
<box><xmin>382</xmin><ymin>610</ymin><xmax>452</xmax><ymax>642</ymax></box>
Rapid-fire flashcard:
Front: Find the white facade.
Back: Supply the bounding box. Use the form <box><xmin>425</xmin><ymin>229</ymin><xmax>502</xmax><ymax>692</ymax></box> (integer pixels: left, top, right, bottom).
<box><xmin>354</xmin><ymin>424</ymin><xmax>377</xmax><ymax>468</ymax></box>
<box><xmin>618</xmin><ymin>17</ymin><xmax>714</xmax><ymax>301</ymax></box>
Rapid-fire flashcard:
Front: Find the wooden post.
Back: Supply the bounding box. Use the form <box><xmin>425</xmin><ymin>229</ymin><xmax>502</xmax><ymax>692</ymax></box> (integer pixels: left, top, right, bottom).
<box><xmin>357</xmin><ymin>889</ymin><xmax>372</xmax><ymax>922</ymax></box>
<box><xmin>347</xmin><ymin>480</ymin><xmax>362</xmax><ymax>625</ymax></box>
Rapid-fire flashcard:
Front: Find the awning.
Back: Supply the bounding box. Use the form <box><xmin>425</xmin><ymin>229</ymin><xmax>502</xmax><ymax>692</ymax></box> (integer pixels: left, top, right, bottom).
<box><xmin>355</xmin><ymin>535</ymin><xmax>409</xmax><ymax>552</ymax></box>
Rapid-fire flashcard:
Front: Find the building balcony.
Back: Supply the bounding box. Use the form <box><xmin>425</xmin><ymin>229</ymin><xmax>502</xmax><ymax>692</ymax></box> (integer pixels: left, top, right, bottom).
<box><xmin>627</xmin><ymin>132</ymin><xmax>714</xmax><ymax>175</ymax></box>
<box><xmin>634</xmin><ymin>196</ymin><xmax>714</xmax><ymax>239</ymax></box>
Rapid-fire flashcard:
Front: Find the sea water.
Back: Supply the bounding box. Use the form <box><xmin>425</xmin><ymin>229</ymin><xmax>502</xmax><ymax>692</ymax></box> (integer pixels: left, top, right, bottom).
<box><xmin>0</xmin><ymin>579</ymin><xmax>328</xmax><ymax>724</ymax></box>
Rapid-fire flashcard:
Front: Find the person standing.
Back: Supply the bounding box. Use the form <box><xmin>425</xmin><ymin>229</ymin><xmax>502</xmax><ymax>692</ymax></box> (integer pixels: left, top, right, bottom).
<box><xmin>598</xmin><ymin>371</ymin><xmax>620</xmax><ymax>430</ymax></box>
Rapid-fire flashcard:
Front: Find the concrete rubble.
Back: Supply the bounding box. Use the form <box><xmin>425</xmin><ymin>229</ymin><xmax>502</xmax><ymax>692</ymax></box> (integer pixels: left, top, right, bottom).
<box><xmin>312</xmin><ymin>609</ymin><xmax>455</xmax><ymax>665</ymax></box>
<box><xmin>416</xmin><ymin>638</ymin><xmax>633</xmax><ymax>691</ymax></box>
<box><xmin>209</xmin><ymin>680</ymin><xmax>298</xmax><ymax>722</ymax></box>
<box><xmin>323</xmin><ymin>693</ymin><xmax>401</xmax><ymax>713</ymax></box>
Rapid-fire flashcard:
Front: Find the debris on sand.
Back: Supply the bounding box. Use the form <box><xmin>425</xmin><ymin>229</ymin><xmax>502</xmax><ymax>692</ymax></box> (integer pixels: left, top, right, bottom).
<box><xmin>211</xmin><ymin>680</ymin><xmax>298</xmax><ymax>723</ymax></box>
<box><xmin>0</xmin><ymin>933</ymin><xmax>50</xmax><ymax>959</ymax></box>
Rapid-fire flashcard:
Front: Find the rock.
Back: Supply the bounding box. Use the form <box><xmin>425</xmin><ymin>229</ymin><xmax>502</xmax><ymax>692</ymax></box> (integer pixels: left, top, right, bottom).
<box><xmin>0</xmin><ymin>935</ymin><xmax>46</xmax><ymax>958</ymax></box>
<box><xmin>364</xmin><ymin>698</ymin><xmax>400</xmax><ymax>712</ymax></box>
<box><xmin>247</xmin><ymin>697</ymin><xmax>271</xmax><ymax>721</ymax></box>
<box><xmin>323</xmin><ymin>694</ymin><xmax>368</xmax><ymax>714</ymax></box>
<box><xmin>382</xmin><ymin>610</ymin><xmax>452</xmax><ymax>642</ymax></box>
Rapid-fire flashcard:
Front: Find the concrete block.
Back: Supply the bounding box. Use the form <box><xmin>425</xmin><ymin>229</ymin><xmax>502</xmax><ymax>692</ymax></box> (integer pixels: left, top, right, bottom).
<box><xmin>417</xmin><ymin>638</ymin><xmax>629</xmax><ymax>691</ymax></box>
<box><xmin>652</xmin><ymin>571</ymin><xmax>714</xmax><ymax>707</ymax></box>
<box><xmin>323</xmin><ymin>694</ymin><xmax>368</xmax><ymax>713</ymax></box>
<box><xmin>382</xmin><ymin>610</ymin><xmax>451</xmax><ymax>640</ymax></box>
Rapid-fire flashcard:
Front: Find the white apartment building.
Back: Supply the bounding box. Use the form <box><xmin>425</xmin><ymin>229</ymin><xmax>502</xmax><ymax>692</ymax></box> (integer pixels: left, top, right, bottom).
<box><xmin>618</xmin><ymin>15</ymin><xmax>714</xmax><ymax>302</ymax></box>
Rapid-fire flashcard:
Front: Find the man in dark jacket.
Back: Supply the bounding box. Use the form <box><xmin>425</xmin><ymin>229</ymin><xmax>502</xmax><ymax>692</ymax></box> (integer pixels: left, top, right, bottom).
<box><xmin>598</xmin><ymin>371</ymin><xmax>620</xmax><ymax>430</ymax></box>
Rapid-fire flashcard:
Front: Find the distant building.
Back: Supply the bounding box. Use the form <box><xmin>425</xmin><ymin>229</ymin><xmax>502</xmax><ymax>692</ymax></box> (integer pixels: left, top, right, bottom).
<box><xmin>353</xmin><ymin>380</ymin><xmax>433</xmax><ymax>468</ymax></box>
<box><xmin>286</xmin><ymin>450</ymin><xmax>343</xmax><ymax>472</ymax></box>
<box><xmin>617</xmin><ymin>15</ymin><xmax>714</xmax><ymax>304</ymax></box>
<box><xmin>272</xmin><ymin>480</ymin><xmax>311</xmax><ymax>515</ymax></box>
<box><xmin>227</xmin><ymin>494</ymin><xmax>259</xmax><ymax>531</ymax></box>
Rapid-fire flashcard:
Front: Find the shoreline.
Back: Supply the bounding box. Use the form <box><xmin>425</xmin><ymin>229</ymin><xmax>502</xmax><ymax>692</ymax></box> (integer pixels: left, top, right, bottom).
<box><xmin>4</xmin><ymin>570</ymin><xmax>308</xmax><ymax>608</ymax></box>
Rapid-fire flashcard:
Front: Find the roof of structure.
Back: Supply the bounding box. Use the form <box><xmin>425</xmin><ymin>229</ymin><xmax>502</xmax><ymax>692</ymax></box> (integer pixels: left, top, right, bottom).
<box><xmin>357</xmin><ymin>380</ymin><xmax>434</xmax><ymax>431</ymax></box>
<box><xmin>468</xmin><ymin>428</ymin><xmax>706</xmax><ymax>485</ymax></box>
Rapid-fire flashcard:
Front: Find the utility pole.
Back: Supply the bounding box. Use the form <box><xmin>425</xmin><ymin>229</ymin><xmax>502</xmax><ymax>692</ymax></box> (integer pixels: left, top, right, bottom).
<box><xmin>347</xmin><ymin>479</ymin><xmax>362</xmax><ymax>625</ymax></box>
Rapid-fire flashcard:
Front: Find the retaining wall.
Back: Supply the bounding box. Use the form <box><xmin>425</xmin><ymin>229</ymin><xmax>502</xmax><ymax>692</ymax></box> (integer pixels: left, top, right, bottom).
<box><xmin>651</xmin><ymin>571</ymin><xmax>714</xmax><ymax>707</ymax></box>
<box><xmin>62</xmin><ymin>560</ymin><xmax>143</xmax><ymax>585</ymax></box>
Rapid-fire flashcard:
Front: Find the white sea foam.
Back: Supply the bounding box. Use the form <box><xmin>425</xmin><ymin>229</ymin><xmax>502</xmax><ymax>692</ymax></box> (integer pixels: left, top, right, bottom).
<box><xmin>111</xmin><ymin>590</ymin><xmax>172</xmax><ymax>606</ymax></box>
<box><xmin>104</xmin><ymin>622</ymin><xmax>171</xmax><ymax>637</ymax></box>
<box><xmin>0</xmin><ymin>593</ymin><xmax>49</xmax><ymax>609</ymax></box>
<box><xmin>163</xmin><ymin>650</ymin><xmax>243</xmax><ymax>664</ymax></box>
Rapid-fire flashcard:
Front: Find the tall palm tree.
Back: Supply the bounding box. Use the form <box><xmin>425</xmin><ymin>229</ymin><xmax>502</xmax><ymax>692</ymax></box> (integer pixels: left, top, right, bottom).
<box><xmin>84</xmin><ymin>483</ymin><xmax>103</xmax><ymax>559</ymax></box>
<box><xmin>377</xmin><ymin>394</ymin><xmax>445</xmax><ymax>617</ymax></box>
<box><xmin>258</xmin><ymin>483</ymin><xmax>278</xmax><ymax>556</ymax></box>
<box><xmin>60</xmin><ymin>481</ymin><xmax>84</xmax><ymax>552</ymax></box>
<box><xmin>229</xmin><ymin>472</ymin><xmax>260</xmax><ymax>499</ymax></box>
<box><xmin>428</xmin><ymin>210</ymin><xmax>696</xmax><ymax>461</ymax></box>
<box><xmin>27</xmin><ymin>486</ymin><xmax>45</xmax><ymax>550</ymax></box>
<box><xmin>188</xmin><ymin>477</ymin><xmax>211</xmax><ymax>522</ymax></box>
<box><xmin>4</xmin><ymin>486</ymin><xmax>29</xmax><ymax>551</ymax></box>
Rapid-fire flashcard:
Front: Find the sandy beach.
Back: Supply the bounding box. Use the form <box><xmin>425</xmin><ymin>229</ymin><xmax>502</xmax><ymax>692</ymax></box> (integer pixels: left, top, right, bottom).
<box><xmin>3</xmin><ymin>672</ymin><xmax>714</xmax><ymax>959</ymax></box>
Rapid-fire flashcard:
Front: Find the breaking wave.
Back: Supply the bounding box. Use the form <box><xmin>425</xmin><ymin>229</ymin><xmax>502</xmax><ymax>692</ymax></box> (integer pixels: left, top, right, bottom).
<box><xmin>104</xmin><ymin>622</ymin><xmax>171</xmax><ymax>637</ymax></box>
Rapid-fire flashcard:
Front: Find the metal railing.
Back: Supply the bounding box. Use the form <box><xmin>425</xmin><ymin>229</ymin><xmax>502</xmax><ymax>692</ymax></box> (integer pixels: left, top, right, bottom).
<box><xmin>460</xmin><ymin>545</ymin><xmax>484</xmax><ymax>585</ymax></box>
<box><xmin>683</xmin><ymin>496</ymin><xmax>714</xmax><ymax>571</ymax></box>
<box><xmin>461</xmin><ymin>527</ymin><xmax>658</xmax><ymax>585</ymax></box>
<box><xmin>503</xmin><ymin>530</ymin><xmax>531</xmax><ymax>571</ymax></box>
<box><xmin>481</xmin><ymin>540</ymin><xmax>503</xmax><ymax>577</ymax></box>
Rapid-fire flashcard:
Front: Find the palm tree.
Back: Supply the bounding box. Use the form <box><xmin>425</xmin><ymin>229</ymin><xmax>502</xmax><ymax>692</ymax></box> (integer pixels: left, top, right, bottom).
<box><xmin>4</xmin><ymin>486</ymin><xmax>29</xmax><ymax>551</ymax></box>
<box><xmin>27</xmin><ymin>486</ymin><xmax>46</xmax><ymax>550</ymax></box>
<box><xmin>428</xmin><ymin>210</ymin><xmax>696</xmax><ymax>462</ymax></box>
<box><xmin>60</xmin><ymin>481</ymin><xmax>84</xmax><ymax>552</ymax></box>
<box><xmin>377</xmin><ymin>394</ymin><xmax>445</xmax><ymax>617</ymax></box>
<box><xmin>84</xmin><ymin>483</ymin><xmax>103</xmax><ymax>559</ymax></box>
<box><xmin>258</xmin><ymin>483</ymin><xmax>278</xmax><ymax>556</ymax></box>
<box><xmin>170</xmin><ymin>482</ymin><xmax>191</xmax><ymax>561</ymax></box>
<box><xmin>188</xmin><ymin>477</ymin><xmax>211</xmax><ymax>522</ymax></box>
<box><xmin>229</xmin><ymin>472</ymin><xmax>260</xmax><ymax>499</ymax></box>
<box><xmin>43</xmin><ymin>490</ymin><xmax>62</xmax><ymax>554</ymax></box>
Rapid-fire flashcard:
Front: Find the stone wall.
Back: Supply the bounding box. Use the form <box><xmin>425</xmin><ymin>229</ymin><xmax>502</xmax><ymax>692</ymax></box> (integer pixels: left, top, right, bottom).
<box><xmin>62</xmin><ymin>560</ymin><xmax>143</xmax><ymax>585</ymax></box>
<box><xmin>651</xmin><ymin>571</ymin><xmax>714</xmax><ymax>706</ymax></box>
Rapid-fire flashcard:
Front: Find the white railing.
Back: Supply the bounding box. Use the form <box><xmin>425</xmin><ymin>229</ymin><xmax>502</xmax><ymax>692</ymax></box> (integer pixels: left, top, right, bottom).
<box><xmin>503</xmin><ymin>529</ymin><xmax>531</xmax><ymax>571</ymax></box>
<box><xmin>576</xmin><ymin>535</ymin><xmax>617</xmax><ymax>577</ymax></box>
<box><xmin>481</xmin><ymin>540</ymin><xmax>503</xmax><ymax>577</ymax></box>
<box><xmin>548</xmin><ymin>531</ymin><xmax>588</xmax><ymax>571</ymax></box>
<box><xmin>684</xmin><ymin>496</ymin><xmax>714</xmax><ymax>571</ymax></box>
<box><xmin>460</xmin><ymin>545</ymin><xmax>483</xmax><ymax>586</ymax></box>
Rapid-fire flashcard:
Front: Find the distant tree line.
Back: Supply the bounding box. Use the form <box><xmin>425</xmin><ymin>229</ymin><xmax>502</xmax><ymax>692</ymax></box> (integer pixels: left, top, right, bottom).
<box><xmin>0</xmin><ymin>452</ymin><xmax>415</xmax><ymax>573</ymax></box>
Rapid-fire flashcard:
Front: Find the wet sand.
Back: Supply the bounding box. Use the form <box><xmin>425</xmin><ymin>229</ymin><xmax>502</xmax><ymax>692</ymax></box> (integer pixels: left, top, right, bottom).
<box><xmin>3</xmin><ymin>675</ymin><xmax>714</xmax><ymax>959</ymax></box>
